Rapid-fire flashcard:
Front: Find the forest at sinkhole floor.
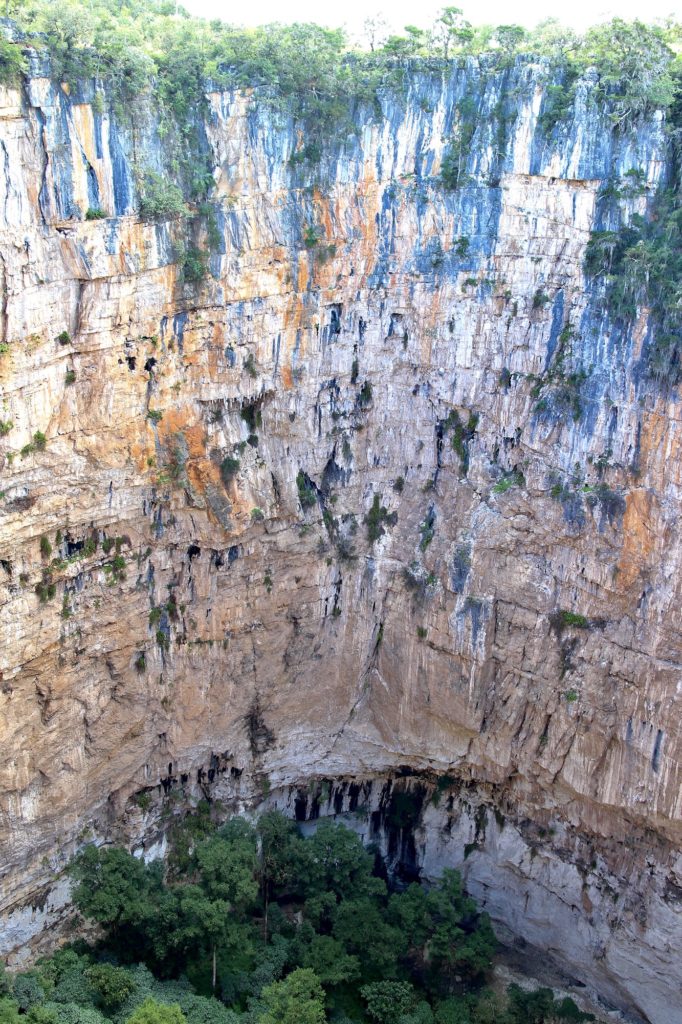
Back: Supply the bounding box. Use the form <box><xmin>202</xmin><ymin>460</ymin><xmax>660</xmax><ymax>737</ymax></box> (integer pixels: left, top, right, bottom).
<box><xmin>0</xmin><ymin>808</ymin><xmax>600</xmax><ymax>1024</ymax></box>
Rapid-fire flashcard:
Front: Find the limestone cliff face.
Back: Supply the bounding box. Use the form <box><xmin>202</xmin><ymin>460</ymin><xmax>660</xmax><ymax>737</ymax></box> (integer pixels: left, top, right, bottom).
<box><xmin>0</xmin><ymin>55</ymin><xmax>680</xmax><ymax>1023</ymax></box>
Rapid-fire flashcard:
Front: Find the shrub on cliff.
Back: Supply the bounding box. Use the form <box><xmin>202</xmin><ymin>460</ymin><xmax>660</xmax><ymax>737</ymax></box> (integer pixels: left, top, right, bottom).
<box><xmin>139</xmin><ymin>174</ymin><xmax>187</xmax><ymax>222</ymax></box>
<box><xmin>585</xmin><ymin>185</ymin><xmax>682</xmax><ymax>386</ymax></box>
<box><xmin>0</xmin><ymin>36</ymin><xmax>26</xmax><ymax>85</ymax></box>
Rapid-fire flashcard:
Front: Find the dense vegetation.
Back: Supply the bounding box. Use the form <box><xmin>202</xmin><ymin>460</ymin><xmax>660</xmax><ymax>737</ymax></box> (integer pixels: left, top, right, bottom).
<box><xmin>0</xmin><ymin>812</ymin><xmax>596</xmax><ymax>1024</ymax></box>
<box><xmin>1</xmin><ymin>4</ymin><xmax>680</xmax><ymax>157</ymax></box>
<box><xmin>584</xmin><ymin>140</ymin><xmax>682</xmax><ymax>385</ymax></box>
<box><xmin>0</xmin><ymin>3</ymin><xmax>680</xmax><ymax>373</ymax></box>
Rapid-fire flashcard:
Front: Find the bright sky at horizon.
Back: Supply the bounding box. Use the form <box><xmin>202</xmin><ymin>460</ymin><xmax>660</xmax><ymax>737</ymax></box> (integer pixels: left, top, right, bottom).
<box><xmin>181</xmin><ymin>0</ymin><xmax>680</xmax><ymax>37</ymax></box>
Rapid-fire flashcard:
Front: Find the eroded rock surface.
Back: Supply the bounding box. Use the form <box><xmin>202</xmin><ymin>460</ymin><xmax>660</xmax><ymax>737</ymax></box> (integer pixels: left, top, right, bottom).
<box><xmin>0</xmin><ymin>59</ymin><xmax>680</xmax><ymax>1023</ymax></box>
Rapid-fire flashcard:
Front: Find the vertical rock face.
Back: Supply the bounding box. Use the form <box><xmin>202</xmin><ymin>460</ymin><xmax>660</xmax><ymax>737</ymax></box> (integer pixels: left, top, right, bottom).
<box><xmin>0</xmin><ymin>57</ymin><xmax>680</xmax><ymax>1023</ymax></box>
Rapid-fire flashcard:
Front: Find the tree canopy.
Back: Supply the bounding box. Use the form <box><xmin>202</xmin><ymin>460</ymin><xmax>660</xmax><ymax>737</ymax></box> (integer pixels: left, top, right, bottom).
<box><xmin>0</xmin><ymin>809</ymin><xmax>596</xmax><ymax>1024</ymax></box>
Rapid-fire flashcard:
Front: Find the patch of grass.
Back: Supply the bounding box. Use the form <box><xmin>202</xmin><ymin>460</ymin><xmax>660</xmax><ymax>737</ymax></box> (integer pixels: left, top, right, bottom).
<box><xmin>492</xmin><ymin>469</ymin><xmax>525</xmax><ymax>494</ymax></box>
<box><xmin>135</xmin><ymin>791</ymin><xmax>152</xmax><ymax>811</ymax></box>
<box><xmin>550</xmin><ymin>609</ymin><xmax>590</xmax><ymax>633</ymax></box>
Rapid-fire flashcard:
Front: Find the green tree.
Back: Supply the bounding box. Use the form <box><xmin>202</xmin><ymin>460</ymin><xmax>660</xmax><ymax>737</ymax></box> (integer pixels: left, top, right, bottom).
<box><xmin>424</xmin><ymin>871</ymin><xmax>495</xmax><ymax>988</ymax></box>
<box><xmin>138</xmin><ymin>173</ymin><xmax>187</xmax><ymax>221</ymax></box>
<box><xmin>583</xmin><ymin>19</ymin><xmax>677</xmax><ymax>122</ymax></box>
<box><xmin>256</xmin><ymin>812</ymin><xmax>305</xmax><ymax>937</ymax></box>
<box><xmin>70</xmin><ymin>846</ymin><xmax>165</xmax><ymax>963</ymax></box>
<box><xmin>126</xmin><ymin>998</ymin><xmax>186</xmax><ymax>1024</ymax></box>
<box><xmin>196</xmin><ymin>821</ymin><xmax>258</xmax><ymax>910</ymax></box>
<box><xmin>493</xmin><ymin>25</ymin><xmax>527</xmax><ymax>58</ymax></box>
<box><xmin>0</xmin><ymin>999</ymin><xmax>20</xmax><ymax>1024</ymax></box>
<box><xmin>432</xmin><ymin>8</ymin><xmax>473</xmax><ymax>58</ymax></box>
<box><xmin>85</xmin><ymin>965</ymin><xmax>135</xmax><ymax>1011</ymax></box>
<box><xmin>301</xmin><ymin>821</ymin><xmax>384</xmax><ymax>902</ymax></box>
<box><xmin>0</xmin><ymin>967</ymin><xmax>11</xmax><ymax>997</ymax></box>
<box><xmin>383</xmin><ymin>27</ymin><xmax>428</xmax><ymax>57</ymax></box>
<box><xmin>71</xmin><ymin>846</ymin><xmax>152</xmax><ymax>931</ymax></box>
<box><xmin>332</xmin><ymin>898</ymin><xmax>406</xmax><ymax>979</ymax></box>
<box><xmin>172</xmin><ymin>885</ymin><xmax>231</xmax><ymax>992</ymax></box>
<box><xmin>388</xmin><ymin>882</ymin><xmax>433</xmax><ymax>951</ymax></box>
<box><xmin>0</xmin><ymin>36</ymin><xmax>26</xmax><ymax>85</ymax></box>
<box><xmin>171</xmin><ymin>821</ymin><xmax>259</xmax><ymax>989</ymax></box>
<box><xmin>360</xmin><ymin>981</ymin><xmax>416</xmax><ymax>1024</ymax></box>
<box><xmin>256</xmin><ymin>969</ymin><xmax>326</xmax><ymax>1024</ymax></box>
<box><xmin>25</xmin><ymin>1007</ymin><xmax>59</xmax><ymax>1024</ymax></box>
<box><xmin>12</xmin><ymin>975</ymin><xmax>45</xmax><ymax>1012</ymax></box>
<box><xmin>300</xmin><ymin>935</ymin><xmax>360</xmax><ymax>988</ymax></box>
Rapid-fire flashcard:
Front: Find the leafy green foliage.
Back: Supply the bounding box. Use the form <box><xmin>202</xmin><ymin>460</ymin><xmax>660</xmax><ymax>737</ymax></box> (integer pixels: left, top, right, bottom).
<box><xmin>139</xmin><ymin>174</ymin><xmax>187</xmax><ymax>221</ymax></box>
<box><xmin>550</xmin><ymin>610</ymin><xmax>590</xmax><ymax>631</ymax></box>
<box><xmin>0</xmin><ymin>36</ymin><xmax>26</xmax><ymax>85</ymax></box>
<box><xmin>13</xmin><ymin>974</ymin><xmax>45</xmax><ymax>1011</ymax></box>
<box><xmin>361</xmin><ymin>980</ymin><xmax>416</xmax><ymax>1023</ymax></box>
<box><xmin>219</xmin><ymin>457</ymin><xmax>240</xmax><ymax>487</ymax></box>
<box><xmin>585</xmin><ymin>187</ymin><xmax>682</xmax><ymax>385</ymax></box>
<box><xmin>178</xmin><ymin>246</ymin><xmax>209</xmax><ymax>284</ymax></box>
<box><xmin>28</xmin><ymin>812</ymin><xmax>583</xmax><ymax>1024</ymax></box>
<box><xmin>364</xmin><ymin>494</ymin><xmax>398</xmax><ymax>543</ymax></box>
<box><xmin>492</xmin><ymin>470</ymin><xmax>524</xmax><ymax>494</ymax></box>
<box><xmin>257</xmin><ymin>969</ymin><xmax>326</xmax><ymax>1024</ymax></box>
<box><xmin>127</xmin><ymin>998</ymin><xmax>186</xmax><ymax>1024</ymax></box>
<box><xmin>441</xmin><ymin>411</ymin><xmax>478</xmax><ymax>476</ymax></box>
<box><xmin>296</xmin><ymin>471</ymin><xmax>317</xmax><ymax>511</ymax></box>
<box><xmin>0</xmin><ymin>999</ymin><xmax>19</xmax><ymax>1024</ymax></box>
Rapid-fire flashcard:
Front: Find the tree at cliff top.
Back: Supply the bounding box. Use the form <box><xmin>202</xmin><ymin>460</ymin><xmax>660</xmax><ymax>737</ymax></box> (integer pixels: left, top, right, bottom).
<box><xmin>5</xmin><ymin>3</ymin><xmax>681</xmax><ymax>134</ymax></box>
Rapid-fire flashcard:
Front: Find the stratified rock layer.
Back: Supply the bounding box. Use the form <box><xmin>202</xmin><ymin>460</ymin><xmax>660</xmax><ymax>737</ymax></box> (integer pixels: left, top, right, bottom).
<box><xmin>0</xmin><ymin>59</ymin><xmax>680</xmax><ymax>1023</ymax></box>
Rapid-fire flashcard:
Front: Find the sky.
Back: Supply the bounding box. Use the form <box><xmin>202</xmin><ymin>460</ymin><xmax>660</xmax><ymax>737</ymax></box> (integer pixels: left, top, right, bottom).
<box><xmin>181</xmin><ymin>0</ymin><xmax>679</xmax><ymax>37</ymax></box>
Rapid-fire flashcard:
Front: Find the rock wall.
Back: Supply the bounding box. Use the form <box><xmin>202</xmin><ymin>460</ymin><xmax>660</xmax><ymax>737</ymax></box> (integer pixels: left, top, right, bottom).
<box><xmin>0</xmin><ymin>56</ymin><xmax>680</xmax><ymax>1023</ymax></box>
